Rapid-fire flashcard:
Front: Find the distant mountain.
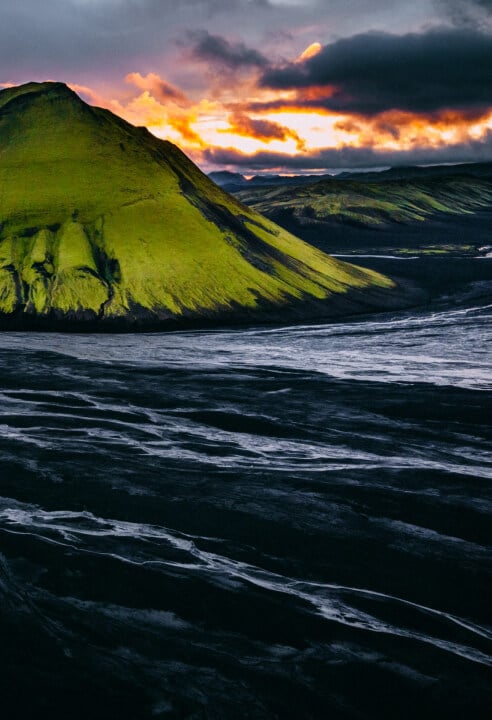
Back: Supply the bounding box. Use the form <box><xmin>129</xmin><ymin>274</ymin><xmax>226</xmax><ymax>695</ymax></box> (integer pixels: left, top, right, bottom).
<box><xmin>208</xmin><ymin>171</ymin><xmax>248</xmax><ymax>188</ymax></box>
<box><xmin>334</xmin><ymin>163</ymin><xmax>492</xmax><ymax>183</ymax></box>
<box><xmin>209</xmin><ymin>171</ymin><xmax>337</xmax><ymax>192</ymax></box>
<box><xmin>209</xmin><ymin>162</ymin><xmax>492</xmax><ymax>194</ymax></box>
<box><xmin>0</xmin><ymin>82</ymin><xmax>413</xmax><ymax>330</ymax></box>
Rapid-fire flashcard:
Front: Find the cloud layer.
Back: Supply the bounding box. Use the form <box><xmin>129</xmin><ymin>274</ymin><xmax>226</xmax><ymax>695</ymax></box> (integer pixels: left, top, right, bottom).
<box><xmin>1</xmin><ymin>0</ymin><xmax>491</xmax><ymax>172</ymax></box>
<box><xmin>260</xmin><ymin>28</ymin><xmax>492</xmax><ymax>115</ymax></box>
<box><xmin>203</xmin><ymin>129</ymin><xmax>492</xmax><ymax>171</ymax></box>
<box><xmin>189</xmin><ymin>31</ymin><xmax>269</xmax><ymax>68</ymax></box>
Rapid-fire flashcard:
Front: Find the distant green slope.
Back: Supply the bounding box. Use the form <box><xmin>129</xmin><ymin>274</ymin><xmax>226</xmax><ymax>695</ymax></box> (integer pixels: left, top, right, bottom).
<box><xmin>233</xmin><ymin>174</ymin><xmax>492</xmax><ymax>255</ymax></box>
<box><xmin>0</xmin><ymin>82</ymin><xmax>413</xmax><ymax>329</ymax></box>
<box><xmin>235</xmin><ymin>176</ymin><xmax>492</xmax><ymax>229</ymax></box>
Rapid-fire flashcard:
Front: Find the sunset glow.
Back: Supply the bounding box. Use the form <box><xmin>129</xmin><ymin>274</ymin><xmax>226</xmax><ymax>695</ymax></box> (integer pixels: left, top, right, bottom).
<box><xmin>4</xmin><ymin>4</ymin><xmax>492</xmax><ymax>174</ymax></box>
<box><xmin>72</xmin><ymin>68</ymin><xmax>492</xmax><ymax>173</ymax></box>
<box><xmin>296</xmin><ymin>42</ymin><xmax>322</xmax><ymax>62</ymax></box>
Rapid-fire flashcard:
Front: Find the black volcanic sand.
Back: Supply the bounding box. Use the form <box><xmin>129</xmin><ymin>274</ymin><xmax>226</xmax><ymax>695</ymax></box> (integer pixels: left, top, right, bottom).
<box><xmin>339</xmin><ymin>255</ymin><xmax>492</xmax><ymax>301</ymax></box>
<box><xmin>0</xmin><ymin>256</ymin><xmax>491</xmax><ymax>720</ymax></box>
<box><xmin>269</xmin><ymin>208</ymin><xmax>492</xmax><ymax>256</ymax></box>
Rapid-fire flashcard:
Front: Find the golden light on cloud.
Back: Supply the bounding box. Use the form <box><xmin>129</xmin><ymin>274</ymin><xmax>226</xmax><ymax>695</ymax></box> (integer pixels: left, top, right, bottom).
<box><xmin>68</xmin><ymin>71</ymin><xmax>492</xmax><ymax>171</ymax></box>
<box><xmin>297</xmin><ymin>42</ymin><xmax>322</xmax><ymax>63</ymax></box>
<box><xmin>257</xmin><ymin>111</ymin><xmax>352</xmax><ymax>149</ymax></box>
<box><xmin>203</xmin><ymin>132</ymin><xmax>301</xmax><ymax>157</ymax></box>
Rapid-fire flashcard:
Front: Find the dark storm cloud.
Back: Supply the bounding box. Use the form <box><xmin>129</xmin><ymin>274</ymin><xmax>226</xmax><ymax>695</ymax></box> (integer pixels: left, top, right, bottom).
<box><xmin>203</xmin><ymin>130</ymin><xmax>492</xmax><ymax>171</ymax></box>
<box><xmin>260</xmin><ymin>28</ymin><xmax>492</xmax><ymax>116</ymax></box>
<box><xmin>189</xmin><ymin>31</ymin><xmax>268</xmax><ymax>68</ymax></box>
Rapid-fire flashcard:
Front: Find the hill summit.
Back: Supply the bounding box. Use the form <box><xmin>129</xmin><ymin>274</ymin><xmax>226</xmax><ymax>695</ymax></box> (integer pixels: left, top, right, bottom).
<box><xmin>0</xmin><ymin>82</ymin><xmax>412</xmax><ymax>329</ymax></box>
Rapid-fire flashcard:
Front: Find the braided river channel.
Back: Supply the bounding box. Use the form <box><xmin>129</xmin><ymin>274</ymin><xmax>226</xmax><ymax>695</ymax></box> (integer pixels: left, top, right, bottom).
<box><xmin>0</xmin><ymin>257</ymin><xmax>491</xmax><ymax>719</ymax></box>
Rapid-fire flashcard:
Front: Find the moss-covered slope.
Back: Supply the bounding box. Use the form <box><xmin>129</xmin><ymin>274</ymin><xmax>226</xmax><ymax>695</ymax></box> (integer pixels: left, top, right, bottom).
<box><xmin>0</xmin><ymin>82</ymin><xmax>410</xmax><ymax>329</ymax></box>
<box><xmin>235</xmin><ymin>176</ymin><xmax>492</xmax><ymax>231</ymax></box>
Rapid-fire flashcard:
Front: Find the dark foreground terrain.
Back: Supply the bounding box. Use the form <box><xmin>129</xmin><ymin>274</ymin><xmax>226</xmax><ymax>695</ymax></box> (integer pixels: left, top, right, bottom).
<box><xmin>0</xmin><ymin>256</ymin><xmax>491</xmax><ymax>719</ymax></box>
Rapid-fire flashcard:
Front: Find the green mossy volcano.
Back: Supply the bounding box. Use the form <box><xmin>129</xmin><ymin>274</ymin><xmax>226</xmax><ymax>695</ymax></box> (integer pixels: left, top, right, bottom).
<box><xmin>0</xmin><ymin>82</ymin><xmax>409</xmax><ymax>330</ymax></box>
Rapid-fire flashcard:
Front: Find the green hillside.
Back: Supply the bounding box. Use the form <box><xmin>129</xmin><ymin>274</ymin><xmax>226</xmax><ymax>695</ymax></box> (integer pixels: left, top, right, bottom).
<box><xmin>234</xmin><ymin>175</ymin><xmax>492</xmax><ymax>253</ymax></box>
<box><xmin>236</xmin><ymin>176</ymin><xmax>492</xmax><ymax>228</ymax></box>
<box><xmin>0</xmin><ymin>82</ymin><xmax>410</xmax><ymax>329</ymax></box>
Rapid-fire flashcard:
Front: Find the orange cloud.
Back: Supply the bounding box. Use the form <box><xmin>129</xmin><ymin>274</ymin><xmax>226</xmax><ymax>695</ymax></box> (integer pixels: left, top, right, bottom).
<box><xmin>64</xmin><ymin>71</ymin><xmax>492</xmax><ymax>172</ymax></box>
<box><xmin>124</xmin><ymin>89</ymin><xmax>206</xmax><ymax>148</ymax></box>
<box><xmin>125</xmin><ymin>72</ymin><xmax>190</xmax><ymax>108</ymax></box>
<box><xmin>296</xmin><ymin>42</ymin><xmax>322</xmax><ymax>63</ymax></box>
<box><xmin>222</xmin><ymin>112</ymin><xmax>306</xmax><ymax>150</ymax></box>
<box><xmin>331</xmin><ymin>109</ymin><xmax>492</xmax><ymax>151</ymax></box>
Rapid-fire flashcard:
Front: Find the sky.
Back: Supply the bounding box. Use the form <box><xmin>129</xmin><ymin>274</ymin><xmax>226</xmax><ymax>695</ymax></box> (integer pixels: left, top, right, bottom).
<box><xmin>1</xmin><ymin>0</ymin><xmax>491</xmax><ymax>174</ymax></box>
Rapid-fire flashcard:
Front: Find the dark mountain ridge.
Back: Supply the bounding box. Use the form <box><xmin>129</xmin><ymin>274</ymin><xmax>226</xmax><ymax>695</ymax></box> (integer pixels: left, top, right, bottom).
<box><xmin>210</xmin><ymin>162</ymin><xmax>492</xmax><ymax>193</ymax></box>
